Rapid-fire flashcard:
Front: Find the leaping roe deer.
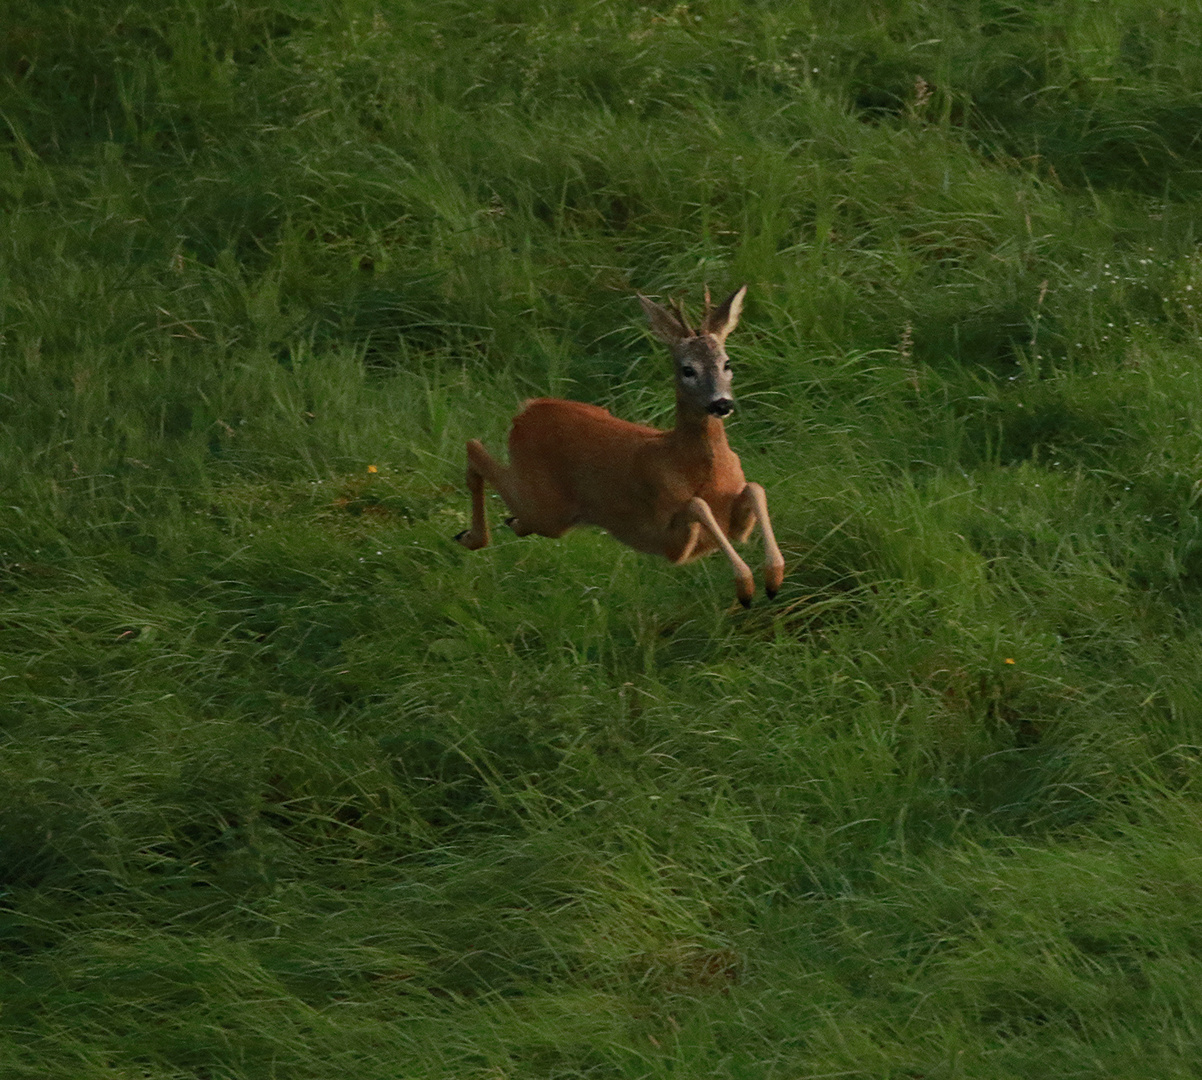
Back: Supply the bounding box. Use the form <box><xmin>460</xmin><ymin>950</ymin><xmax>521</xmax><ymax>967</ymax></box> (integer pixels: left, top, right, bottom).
<box><xmin>455</xmin><ymin>286</ymin><xmax>784</xmax><ymax>607</ymax></box>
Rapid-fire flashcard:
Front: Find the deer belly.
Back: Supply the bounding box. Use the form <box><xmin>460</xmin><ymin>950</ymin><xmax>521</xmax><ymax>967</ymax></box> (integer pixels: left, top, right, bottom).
<box><xmin>575</xmin><ymin>485</ymin><xmax>665</xmax><ymax>554</ymax></box>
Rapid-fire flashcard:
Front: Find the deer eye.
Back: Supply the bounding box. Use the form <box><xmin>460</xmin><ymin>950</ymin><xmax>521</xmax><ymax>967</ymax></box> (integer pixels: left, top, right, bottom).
<box><xmin>680</xmin><ymin>365</ymin><xmax>697</xmax><ymax>378</ymax></box>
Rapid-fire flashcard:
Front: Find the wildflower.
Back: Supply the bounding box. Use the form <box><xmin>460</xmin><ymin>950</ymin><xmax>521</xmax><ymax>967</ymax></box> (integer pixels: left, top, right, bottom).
<box><xmin>367</xmin><ymin>464</ymin><xmax>378</xmax><ymax>474</ymax></box>
<box><xmin>1004</xmin><ymin>658</ymin><xmax>1016</xmax><ymax>665</ymax></box>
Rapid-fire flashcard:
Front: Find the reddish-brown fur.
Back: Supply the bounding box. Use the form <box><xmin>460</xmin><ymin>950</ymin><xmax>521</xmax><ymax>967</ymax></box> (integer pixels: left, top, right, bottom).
<box><xmin>456</xmin><ymin>287</ymin><xmax>784</xmax><ymax>606</ymax></box>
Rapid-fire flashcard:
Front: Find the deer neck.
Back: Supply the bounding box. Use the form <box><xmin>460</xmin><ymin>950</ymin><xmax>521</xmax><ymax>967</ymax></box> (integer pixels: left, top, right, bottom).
<box><xmin>670</xmin><ymin>403</ymin><xmax>729</xmax><ymax>459</ymax></box>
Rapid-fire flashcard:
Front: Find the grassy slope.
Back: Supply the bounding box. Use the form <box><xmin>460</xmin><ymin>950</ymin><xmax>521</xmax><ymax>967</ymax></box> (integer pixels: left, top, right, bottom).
<box><xmin>3</xmin><ymin>0</ymin><xmax>1202</xmax><ymax>1075</ymax></box>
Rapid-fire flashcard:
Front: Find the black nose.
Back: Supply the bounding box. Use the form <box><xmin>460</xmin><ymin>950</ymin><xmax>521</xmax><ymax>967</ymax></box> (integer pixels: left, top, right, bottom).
<box><xmin>707</xmin><ymin>398</ymin><xmax>734</xmax><ymax>417</ymax></box>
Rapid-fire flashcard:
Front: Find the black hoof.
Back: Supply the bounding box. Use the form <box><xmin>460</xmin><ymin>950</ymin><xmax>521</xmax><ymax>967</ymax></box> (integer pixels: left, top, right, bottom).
<box><xmin>739</xmin><ymin>596</ymin><xmax>752</xmax><ymax>609</ymax></box>
<box><xmin>766</xmin><ymin>587</ymin><xmax>778</xmax><ymax>601</ymax></box>
<box><xmin>454</xmin><ymin>529</ymin><xmax>468</xmax><ymax>542</ymax></box>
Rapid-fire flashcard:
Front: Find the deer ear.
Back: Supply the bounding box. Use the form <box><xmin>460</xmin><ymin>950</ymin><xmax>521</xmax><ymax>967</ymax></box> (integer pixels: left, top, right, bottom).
<box><xmin>702</xmin><ymin>285</ymin><xmax>747</xmax><ymax>341</ymax></box>
<box><xmin>638</xmin><ymin>294</ymin><xmax>690</xmax><ymax>345</ymax></box>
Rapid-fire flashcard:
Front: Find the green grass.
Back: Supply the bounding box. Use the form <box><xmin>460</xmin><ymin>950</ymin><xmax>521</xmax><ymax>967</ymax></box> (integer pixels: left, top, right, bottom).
<box><xmin>4</xmin><ymin>0</ymin><xmax>1202</xmax><ymax>1075</ymax></box>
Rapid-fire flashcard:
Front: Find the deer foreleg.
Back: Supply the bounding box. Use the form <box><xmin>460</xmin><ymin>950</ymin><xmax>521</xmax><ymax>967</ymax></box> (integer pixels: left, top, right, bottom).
<box><xmin>731</xmin><ymin>495</ymin><xmax>756</xmax><ymax>544</ymax></box>
<box><xmin>669</xmin><ymin>519</ymin><xmax>703</xmax><ymax>565</ymax></box>
<box><xmin>733</xmin><ymin>483</ymin><xmax>785</xmax><ymax>599</ymax></box>
<box><xmin>684</xmin><ymin>497</ymin><xmax>756</xmax><ymax>608</ymax></box>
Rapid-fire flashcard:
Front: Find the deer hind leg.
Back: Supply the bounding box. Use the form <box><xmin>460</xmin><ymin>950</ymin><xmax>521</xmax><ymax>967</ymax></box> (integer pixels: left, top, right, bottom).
<box><xmin>733</xmin><ymin>482</ymin><xmax>785</xmax><ymax>599</ymax></box>
<box><xmin>457</xmin><ymin>439</ymin><xmax>564</xmax><ymax>548</ymax></box>
<box><xmin>455</xmin><ymin>439</ymin><xmax>498</xmax><ymax>549</ymax></box>
<box><xmin>457</xmin><ymin>439</ymin><xmax>539</xmax><ymax>549</ymax></box>
<box><xmin>682</xmin><ymin>497</ymin><xmax>756</xmax><ymax>608</ymax></box>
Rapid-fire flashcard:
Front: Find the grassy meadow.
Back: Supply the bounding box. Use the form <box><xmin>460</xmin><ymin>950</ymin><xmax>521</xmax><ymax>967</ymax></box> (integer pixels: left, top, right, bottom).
<box><xmin>5</xmin><ymin>0</ymin><xmax>1202</xmax><ymax>1075</ymax></box>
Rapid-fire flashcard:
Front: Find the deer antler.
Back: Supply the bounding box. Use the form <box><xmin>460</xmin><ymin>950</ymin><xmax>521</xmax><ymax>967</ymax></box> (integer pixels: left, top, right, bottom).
<box><xmin>670</xmin><ymin>297</ymin><xmax>694</xmax><ymax>336</ymax></box>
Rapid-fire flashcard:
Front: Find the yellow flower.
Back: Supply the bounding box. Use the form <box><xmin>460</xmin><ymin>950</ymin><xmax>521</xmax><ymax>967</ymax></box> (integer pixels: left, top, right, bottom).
<box><xmin>1004</xmin><ymin>658</ymin><xmax>1016</xmax><ymax>665</ymax></box>
<box><xmin>367</xmin><ymin>464</ymin><xmax>378</xmax><ymax>474</ymax></box>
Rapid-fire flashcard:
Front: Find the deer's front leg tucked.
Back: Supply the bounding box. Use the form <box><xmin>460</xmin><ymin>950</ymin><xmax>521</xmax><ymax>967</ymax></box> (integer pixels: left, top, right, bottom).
<box><xmin>732</xmin><ymin>482</ymin><xmax>785</xmax><ymax>599</ymax></box>
<box><xmin>682</xmin><ymin>497</ymin><xmax>756</xmax><ymax>607</ymax></box>
<box><xmin>669</xmin><ymin>518</ymin><xmax>703</xmax><ymax>566</ymax></box>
